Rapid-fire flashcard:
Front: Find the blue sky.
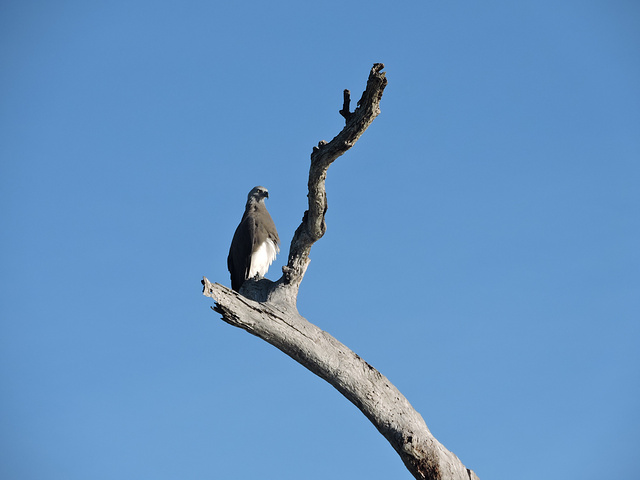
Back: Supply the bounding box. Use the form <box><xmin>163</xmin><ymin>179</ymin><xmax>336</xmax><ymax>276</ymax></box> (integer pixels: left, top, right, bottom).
<box><xmin>1</xmin><ymin>1</ymin><xmax>639</xmax><ymax>479</ymax></box>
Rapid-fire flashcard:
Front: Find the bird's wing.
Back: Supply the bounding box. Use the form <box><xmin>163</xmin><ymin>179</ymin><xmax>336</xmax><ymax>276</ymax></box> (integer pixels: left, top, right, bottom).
<box><xmin>228</xmin><ymin>214</ymin><xmax>256</xmax><ymax>291</ymax></box>
<box><xmin>255</xmin><ymin>204</ymin><xmax>280</xmax><ymax>250</ymax></box>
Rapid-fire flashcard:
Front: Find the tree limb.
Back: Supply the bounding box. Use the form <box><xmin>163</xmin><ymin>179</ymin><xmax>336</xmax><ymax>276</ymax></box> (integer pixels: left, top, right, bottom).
<box><xmin>281</xmin><ymin>62</ymin><xmax>387</xmax><ymax>296</ymax></box>
<box><xmin>202</xmin><ymin>64</ymin><xmax>479</xmax><ymax>480</ymax></box>
<box><xmin>202</xmin><ymin>278</ymin><xmax>479</xmax><ymax>480</ymax></box>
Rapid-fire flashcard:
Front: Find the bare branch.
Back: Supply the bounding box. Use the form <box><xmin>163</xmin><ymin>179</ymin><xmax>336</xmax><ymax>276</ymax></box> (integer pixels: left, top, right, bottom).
<box><xmin>202</xmin><ymin>278</ymin><xmax>478</xmax><ymax>480</ymax></box>
<box><xmin>281</xmin><ymin>63</ymin><xmax>387</xmax><ymax>294</ymax></box>
<box><xmin>339</xmin><ymin>89</ymin><xmax>352</xmax><ymax>121</ymax></box>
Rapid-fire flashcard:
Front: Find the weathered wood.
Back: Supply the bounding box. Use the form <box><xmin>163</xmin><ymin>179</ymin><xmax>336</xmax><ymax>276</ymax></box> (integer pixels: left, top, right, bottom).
<box><xmin>202</xmin><ymin>278</ymin><xmax>478</xmax><ymax>480</ymax></box>
<box><xmin>203</xmin><ymin>64</ymin><xmax>479</xmax><ymax>480</ymax></box>
<box><xmin>280</xmin><ymin>62</ymin><xmax>387</xmax><ymax>299</ymax></box>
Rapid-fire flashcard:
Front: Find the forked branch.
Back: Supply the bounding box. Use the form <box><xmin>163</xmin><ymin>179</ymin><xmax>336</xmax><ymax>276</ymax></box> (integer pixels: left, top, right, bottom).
<box><xmin>202</xmin><ymin>64</ymin><xmax>479</xmax><ymax>480</ymax></box>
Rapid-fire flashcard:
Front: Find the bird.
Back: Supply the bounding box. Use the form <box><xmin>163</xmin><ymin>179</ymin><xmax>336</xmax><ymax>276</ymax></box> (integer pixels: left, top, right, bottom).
<box><xmin>227</xmin><ymin>186</ymin><xmax>280</xmax><ymax>292</ymax></box>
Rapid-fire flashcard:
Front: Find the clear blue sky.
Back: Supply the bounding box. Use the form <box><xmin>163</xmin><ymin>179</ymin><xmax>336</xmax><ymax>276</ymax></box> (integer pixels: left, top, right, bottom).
<box><xmin>1</xmin><ymin>1</ymin><xmax>639</xmax><ymax>479</ymax></box>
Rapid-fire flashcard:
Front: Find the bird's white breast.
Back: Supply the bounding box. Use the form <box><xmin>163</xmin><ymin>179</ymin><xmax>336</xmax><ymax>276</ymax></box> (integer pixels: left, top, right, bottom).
<box><xmin>248</xmin><ymin>238</ymin><xmax>279</xmax><ymax>279</ymax></box>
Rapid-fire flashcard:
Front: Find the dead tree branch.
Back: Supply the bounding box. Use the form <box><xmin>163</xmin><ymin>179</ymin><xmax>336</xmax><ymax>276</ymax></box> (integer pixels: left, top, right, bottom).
<box><xmin>202</xmin><ymin>64</ymin><xmax>479</xmax><ymax>480</ymax></box>
<box><xmin>281</xmin><ymin>62</ymin><xmax>387</xmax><ymax>298</ymax></box>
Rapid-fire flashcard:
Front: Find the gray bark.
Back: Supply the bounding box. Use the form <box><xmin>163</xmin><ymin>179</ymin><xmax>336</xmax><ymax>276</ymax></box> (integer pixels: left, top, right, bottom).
<box><xmin>202</xmin><ymin>64</ymin><xmax>479</xmax><ymax>480</ymax></box>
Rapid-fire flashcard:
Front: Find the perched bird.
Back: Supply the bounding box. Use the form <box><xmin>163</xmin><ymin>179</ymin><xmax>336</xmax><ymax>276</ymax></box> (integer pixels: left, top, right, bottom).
<box><xmin>227</xmin><ymin>186</ymin><xmax>280</xmax><ymax>292</ymax></box>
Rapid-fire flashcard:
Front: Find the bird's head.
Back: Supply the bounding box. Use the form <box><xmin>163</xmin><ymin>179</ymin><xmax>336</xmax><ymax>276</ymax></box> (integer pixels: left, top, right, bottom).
<box><xmin>248</xmin><ymin>186</ymin><xmax>269</xmax><ymax>203</ymax></box>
